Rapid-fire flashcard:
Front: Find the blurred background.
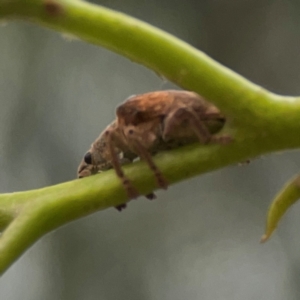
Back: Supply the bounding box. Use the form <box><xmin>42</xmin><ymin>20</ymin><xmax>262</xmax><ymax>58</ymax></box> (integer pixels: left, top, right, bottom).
<box><xmin>1</xmin><ymin>0</ymin><xmax>300</xmax><ymax>299</ymax></box>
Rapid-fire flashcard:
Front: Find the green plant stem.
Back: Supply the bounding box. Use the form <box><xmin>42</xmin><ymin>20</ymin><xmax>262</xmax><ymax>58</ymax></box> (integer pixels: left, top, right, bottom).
<box><xmin>1</xmin><ymin>0</ymin><xmax>298</xmax><ymax>119</ymax></box>
<box><xmin>0</xmin><ymin>128</ymin><xmax>299</xmax><ymax>274</ymax></box>
<box><xmin>0</xmin><ymin>0</ymin><xmax>300</xmax><ymax>274</ymax></box>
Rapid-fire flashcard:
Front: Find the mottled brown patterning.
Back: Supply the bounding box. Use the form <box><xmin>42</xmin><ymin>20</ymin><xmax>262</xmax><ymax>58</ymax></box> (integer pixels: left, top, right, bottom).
<box><xmin>78</xmin><ymin>90</ymin><xmax>231</xmax><ymax>210</ymax></box>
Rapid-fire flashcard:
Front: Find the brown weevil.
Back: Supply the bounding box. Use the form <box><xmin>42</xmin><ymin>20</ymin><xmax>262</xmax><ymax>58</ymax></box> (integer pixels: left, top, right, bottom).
<box><xmin>78</xmin><ymin>90</ymin><xmax>231</xmax><ymax>209</ymax></box>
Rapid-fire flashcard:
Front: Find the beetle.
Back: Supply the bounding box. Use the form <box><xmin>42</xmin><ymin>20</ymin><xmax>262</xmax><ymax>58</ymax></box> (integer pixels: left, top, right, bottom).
<box><xmin>78</xmin><ymin>90</ymin><xmax>231</xmax><ymax>209</ymax></box>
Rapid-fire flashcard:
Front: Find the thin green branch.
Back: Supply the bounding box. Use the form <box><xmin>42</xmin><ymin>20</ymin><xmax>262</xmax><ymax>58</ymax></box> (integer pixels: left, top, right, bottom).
<box><xmin>0</xmin><ymin>127</ymin><xmax>299</xmax><ymax>274</ymax></box>
<box><xmin>0</xmin><ymin>0</ymin><xmax>293</xmax><ymax>118</ymax></box>
<box><xmin>0</xmin><ymin>135</ymin><xmax>283</xmax><ymax>273</ymax></box>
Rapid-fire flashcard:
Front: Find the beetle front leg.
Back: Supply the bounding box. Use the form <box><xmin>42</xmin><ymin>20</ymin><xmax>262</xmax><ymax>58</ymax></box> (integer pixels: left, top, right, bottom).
<box><xmin>105</xmin><ymin>130</ymin><xmax>140</xmax><ymax>202</ymax></box>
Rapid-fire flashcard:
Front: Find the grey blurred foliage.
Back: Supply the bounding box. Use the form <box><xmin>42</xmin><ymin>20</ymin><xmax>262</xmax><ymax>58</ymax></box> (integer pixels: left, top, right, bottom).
<box><xmin>1</xmin><ymin>0</ymin><xmax>300</xmax><ymax>299</ymax></box>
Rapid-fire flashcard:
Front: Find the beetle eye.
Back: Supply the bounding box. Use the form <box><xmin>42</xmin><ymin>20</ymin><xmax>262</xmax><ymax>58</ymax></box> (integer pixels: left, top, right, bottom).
<box><xmin>84</xmin><ymin>152</ymin><xmax>92</xmax><ymax>164</ymax></box>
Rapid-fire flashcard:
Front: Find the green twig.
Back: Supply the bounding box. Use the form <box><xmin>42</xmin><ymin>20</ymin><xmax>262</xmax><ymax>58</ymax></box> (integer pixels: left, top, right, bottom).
<box><xmin>1</xmin><ymin>0</ymin><xmax>297</xmax><ymax>118</ymax></box>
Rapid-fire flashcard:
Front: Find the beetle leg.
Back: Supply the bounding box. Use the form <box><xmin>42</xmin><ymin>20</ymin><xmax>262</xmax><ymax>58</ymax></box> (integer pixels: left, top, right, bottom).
<box><xmin>163</xmin><ymin>106</ymin><xmax>231</xmax><ymax>144</ymax></box>
<box><xmin>125</xmin><ymin>130</ymin><xmax>169</xmax><ymax>190</ymax></box>
<box><xmin>106</xmin><ymin>130</ymin><xmax>140</xmax><ymax>200</ymax></box>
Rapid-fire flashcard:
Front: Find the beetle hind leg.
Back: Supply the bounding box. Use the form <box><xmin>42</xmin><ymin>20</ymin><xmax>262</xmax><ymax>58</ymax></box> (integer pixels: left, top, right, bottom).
<box><xmin>162</xmin><ymin>106</ymin><xmax>231</xmax><ymax>145</ymax></box>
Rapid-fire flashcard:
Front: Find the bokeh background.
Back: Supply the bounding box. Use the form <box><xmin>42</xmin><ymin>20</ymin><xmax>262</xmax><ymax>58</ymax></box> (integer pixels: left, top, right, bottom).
<box><xmin>1</xmin><ymin>0</ymin><xmax>300</xmax><ymax>299</ymax></box>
